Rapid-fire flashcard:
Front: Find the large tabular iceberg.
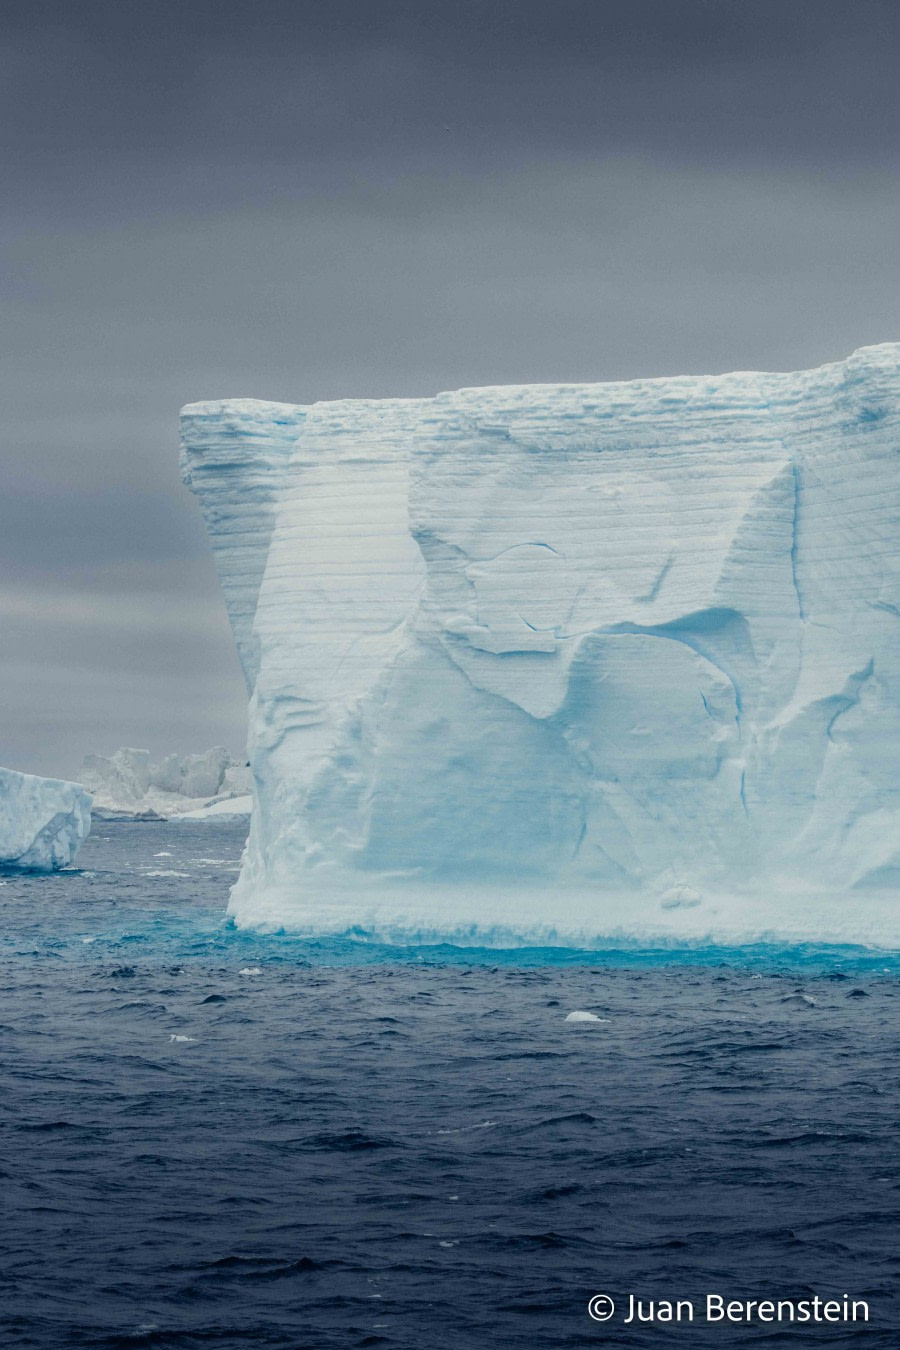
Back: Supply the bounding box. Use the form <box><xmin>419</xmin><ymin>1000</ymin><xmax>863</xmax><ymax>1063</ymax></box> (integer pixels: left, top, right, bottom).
<box><xmin>181</xmin><ymin>344</ymin><xmax>900</xmax><ymax>945</ymax></box>
<box><xmin>79</xmin><ymin>746</ymin><xmax>251</xmax><ymax>820</ymax></box>
<box><xmin>0</xmin><ymin>766</ymin><xmax>91</xmax><ymax>872</ymax></box>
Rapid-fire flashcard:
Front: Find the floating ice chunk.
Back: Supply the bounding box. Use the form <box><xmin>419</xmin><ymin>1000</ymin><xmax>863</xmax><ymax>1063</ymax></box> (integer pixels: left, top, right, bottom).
<box><xmin>564</xmin><ymin>1011</ymin><xmax>609</xmax><ymax>1023</ymax></box>
<box><xmin>169</xmin><ymin>1034</ymin><xmax>196</xmax><ymax>1042</ymax></box>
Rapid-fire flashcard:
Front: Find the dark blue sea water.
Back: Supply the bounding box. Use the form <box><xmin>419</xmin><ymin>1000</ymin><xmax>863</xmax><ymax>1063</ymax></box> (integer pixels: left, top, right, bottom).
<box><xmin>2</xmin><ymin>822</ymin><xmax>899</xmax><ymax>1349</ymax></box>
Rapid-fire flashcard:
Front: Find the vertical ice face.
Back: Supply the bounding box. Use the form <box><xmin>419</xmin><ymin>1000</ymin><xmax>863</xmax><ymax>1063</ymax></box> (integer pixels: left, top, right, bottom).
<box><xmin>0</xmin><ymin>767</ymin><xmax>92</xmax><ymax>872</ymax></box>
<box><xmin>182</xmin><ymin>344</ymin><xmax>900</xmax><ymax>944</ymax></box>
<box><xmin>181</xmin><ymin>400</ymin><xmax>308</xmax><ymax>689</ymax></box>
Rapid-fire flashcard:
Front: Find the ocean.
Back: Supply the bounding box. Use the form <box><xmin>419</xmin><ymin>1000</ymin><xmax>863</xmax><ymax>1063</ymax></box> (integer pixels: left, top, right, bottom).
<box><xmin>2</xmin><ymin>821</ymin><xmax>898</xmax><ymax>1348</ymax></box>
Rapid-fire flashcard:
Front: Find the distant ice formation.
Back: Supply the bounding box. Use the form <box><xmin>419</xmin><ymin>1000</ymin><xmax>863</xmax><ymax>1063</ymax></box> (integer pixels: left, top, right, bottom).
<box><xmin>181</xmin><ymin>344</ymin><xmax>900</xmax><ymax>945</ymax></box>
<box><xmin>169</xmin><ymin>794</ymin><xmax>252</xmax><ymax>823</ymax></box>
<box><xmin>0</xmin><ymin>765</ymin><xmax>91</xmax><ymax>871</ymax></box>
<box><xmin>79</xmin><ymin>746</ymin><xmax>251</xmax><ymax>820</ymax></box>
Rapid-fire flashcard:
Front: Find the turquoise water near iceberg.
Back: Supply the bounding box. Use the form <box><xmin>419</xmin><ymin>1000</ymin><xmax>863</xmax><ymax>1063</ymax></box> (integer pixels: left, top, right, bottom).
<box><xmin>2</xmin><ymin>821</ymin><xmax>898</xmax><ymax>1347</ymax></box>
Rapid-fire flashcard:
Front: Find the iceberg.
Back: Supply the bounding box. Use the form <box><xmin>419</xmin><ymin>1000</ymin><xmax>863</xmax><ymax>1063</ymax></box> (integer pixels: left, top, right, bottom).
<box><xmin>79</xmin><ymin>746</ymin><xmax>251</xmax><ymax>820</ymax></box>
<box><xmin>0</xmin><ymin>766</ymin><xmax>91</xmax><ymax>872</ymax></box>
<box><xmin>181</xmin><ymin>344</ymin><xmax>900</xmax><ymax>945</ymax></box>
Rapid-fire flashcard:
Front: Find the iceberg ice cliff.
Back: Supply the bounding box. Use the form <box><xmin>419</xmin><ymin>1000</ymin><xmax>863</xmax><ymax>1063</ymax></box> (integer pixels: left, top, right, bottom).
<box><xmin>0</xmin><ymin>766</ymin><xmax>91</xmax><ymax>872</ymax></box>
<box><xmin>79</xmin><ymin>746</ymin><xmax>251</xmax><ymax>820</ymax></box>
<box><xmin>181</xmin><ymin>344</ymin><xmax>900</xmax><ymax>945</ymax></box>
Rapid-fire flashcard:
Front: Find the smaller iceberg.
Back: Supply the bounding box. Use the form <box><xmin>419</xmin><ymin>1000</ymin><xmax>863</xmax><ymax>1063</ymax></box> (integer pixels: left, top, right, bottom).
<box><xmin>0</xmin><ymin>766</ymin><xmax>92</xmax><ymax>872</ymax></box>
<box><xmin>79</xmin><ymin>746</ymin><xmax>251</xmax><ymax>820</ymax></box>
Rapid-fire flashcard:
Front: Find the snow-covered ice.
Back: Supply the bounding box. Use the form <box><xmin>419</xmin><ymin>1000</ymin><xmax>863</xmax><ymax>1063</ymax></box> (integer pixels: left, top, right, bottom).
<box><xmin>168</xmin><ymin>794</ymin><xmax>252</xmax><ymax>823</ymax></box>
<box><xmin>182</xmin><ymin>344</ymin><xmax>900</xmax><ymax>945</ymax></box>
<box><xmin>79</xmin><ymin>747</ymin><xmax>251</xmax><ymax>820</ymax></box>
<box><xmin>0</xmin><ymin>765</ymin><xmax>91</xmax><ymax>872</ymax></box>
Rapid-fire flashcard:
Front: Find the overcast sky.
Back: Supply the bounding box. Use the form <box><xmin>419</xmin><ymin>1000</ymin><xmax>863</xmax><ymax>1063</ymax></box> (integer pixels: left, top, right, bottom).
<box><xmin>3</xmin><ymin>0</ymin><xmax>899</xmax><ymax>776</ymax></box>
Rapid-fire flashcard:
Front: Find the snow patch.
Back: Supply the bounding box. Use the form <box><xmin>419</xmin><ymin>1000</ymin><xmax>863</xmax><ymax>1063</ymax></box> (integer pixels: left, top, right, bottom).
<box><xmin>169</xmin><ymin>795</ymin><xmax>252</xmax><ymax>823</ymax></box>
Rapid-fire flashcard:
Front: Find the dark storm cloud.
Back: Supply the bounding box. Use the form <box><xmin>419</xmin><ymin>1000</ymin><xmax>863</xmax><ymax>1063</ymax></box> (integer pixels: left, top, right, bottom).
<box><xmin>5</xmin><ymin>0</ymin><xmax>900</xmax><ymax>226</ymax></box>
<box><xmin>2</xmin><ymin>0</ymin><xmax>899</xmax><ymax>774</ymax></box>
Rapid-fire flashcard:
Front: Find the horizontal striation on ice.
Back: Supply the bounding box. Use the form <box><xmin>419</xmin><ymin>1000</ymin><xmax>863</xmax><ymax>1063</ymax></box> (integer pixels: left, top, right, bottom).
<box><xmin>181</xmin><ymin>343</ymin><xmax>900</xmax><ymax>945</ymax></box>
<box><xmin>0</xmin><ymin>766</ymin><xmax>92</xmax><ymax>872</ymax></box>
<box><xmin>181</xmin><ymin>399</ymin><xmax>308</xmax><ymax>689</ymax></box>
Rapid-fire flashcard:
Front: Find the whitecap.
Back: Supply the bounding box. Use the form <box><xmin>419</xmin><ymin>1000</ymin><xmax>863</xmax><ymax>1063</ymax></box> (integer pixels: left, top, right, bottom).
<box><xmin>239</xmin><ymin>967</ymin><xmax>263</xmax><ymax>976</ymax></box>
<box><xmin>435</xmin><ymin>1120</ymin><xmax>496</xmax><ymax>1135</ymax></box>
<box><xmin>781</xmin><ymin>992</ymin><xmax>817</xmax><ymax>1008</ymax></box>
<box><xmin>142</xmin><ymin>869</ymin><xmax>191</xmax><ymax>878</ymax></box>
<box><xmin>153</xmin><ymin>852</ymin><xmax>172</xmax><ymax>857</ymax></box>
<box><xmin>169</xmin><ymin>1034</ymin><xmax>196</xmax><ymax>1043</ymax></box>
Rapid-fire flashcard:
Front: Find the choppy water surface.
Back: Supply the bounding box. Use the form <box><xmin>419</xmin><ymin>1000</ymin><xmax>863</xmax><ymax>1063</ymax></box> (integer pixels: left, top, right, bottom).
<box><xmin>2</xmin><ymin>823</ymin><xmax>899</xmax><ymax>1348</ymax></box>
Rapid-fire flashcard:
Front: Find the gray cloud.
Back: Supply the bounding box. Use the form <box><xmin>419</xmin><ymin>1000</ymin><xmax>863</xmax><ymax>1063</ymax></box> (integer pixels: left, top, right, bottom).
<box><xmin>2</xmin><ymin>1</ymin><xmax>898</xmax><ymax>776</ymax></box>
